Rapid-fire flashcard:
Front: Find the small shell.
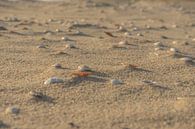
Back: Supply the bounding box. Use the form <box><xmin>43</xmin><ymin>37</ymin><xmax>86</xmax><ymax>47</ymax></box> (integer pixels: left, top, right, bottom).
<box><xmin>78</xmin><ymin>65</ymin><xmax>91</xmax><ymax>72</ymax></box>
<box><xmin>118</xmin><ymin>41</ymin><xmax>128</xmax><ymax>45</ymax></box>
<box><xmin>118</xmin><ymin>26</ymin><xmax>127</xmax><ymax>32</ymax></box>
<box><xmin>44</xmin><ymin>77</ymin><xmax>64</xmax><ymax>85</ymax></box>
<box><xmin>124</xmin><ymin>32</ymin><xmax>131</xmax><ymax>37</ymax></box>
<box><xmin>132</xmin><ymin>27</ymin><xmax>138</xmax><ymax>31</ymax></box>
<box><xmin>172</xmin><ymin>24</ymin><xmax>178</xmax><ymax>28</ymax></box>
<box><xmin>136</xmin><ymin>33</ymin><xmax>143</xmax><ymax>36</ymax></box>
<box><xmin>66</xmin><ymin>43</ymin><xmax>75</xmax><ymax>48</ymax></box>
<box><xmin>172</xmin><ymin>41</ymin><xmax>178</xmax><ymax>44</ymax></box>
<box><xmin>61</xmin><ymin>36</ymin><xmax>68</xmax><ymax>41</ymax></box>
<box><xmin>52</xmin><ymin>63</ymin><xmax>62</xmax><ymax>69</ymax></box>
<box><xmin>5</xmin><ymin>106</ymin><xmax>20</xmax><ymax>115</ymax></box>
<box><xmin>110</xmin><ymin>79</ymin><xmax>123</xmax><ymax>86</ymax></box>
<box><xmin>170</xmin><ymin>48</ymin><xmax>178</xmax><ymax>52</ymax></box>
<box><xmin>55</xmin><ymin>29</ymin><xmax>62</xmax><ymax>32</ymax></box>
<box><xmin>154</xmin><ymin>42</ymin><xmax>162</xmax><ymax>46</ymax></box>
<box><xmin>180</xmin><ymin>57</ymin><xmax>193</xmax><ymax>64</ymax></box>
<box><xmin>155</xmin><ymin>47</ymin><xmax>163</xmax><ymax>51</ymax></box>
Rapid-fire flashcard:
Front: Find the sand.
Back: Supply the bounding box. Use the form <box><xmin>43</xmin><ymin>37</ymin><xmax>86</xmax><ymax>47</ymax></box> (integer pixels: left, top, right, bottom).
<box><xmin>0</xmin><ymin>0</ymin><xmax>195</xmax><ymax>129</ymax></box>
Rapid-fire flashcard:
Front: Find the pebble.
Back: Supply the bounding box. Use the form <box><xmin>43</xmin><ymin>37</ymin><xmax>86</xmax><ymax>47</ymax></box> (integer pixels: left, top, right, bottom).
<box><xmin>5</xmin><ymin>106</ymin><xmax>20</xmax><ymax>115</ymax></box>
<box><xmin>52</xmin><ymin>63</ymin><xmax>62</xmax><ymax>69</ymax></box>
<box><xmin>78</xmin><ymin>65</ymin><xmax>91</xmax><ymax>72</ymax></box>
<box><xmin>61</xmin><ymin>36</ymin><xmax>69</xmax><ymax>41</ymax></box>
<box><xmin>44</xmin><ymin>77</ymin><xmax>64</xmax><ymax>85</ymax></box>
<box><xmin>110</xmin><ymin>79</ymin><xmax>123</xmax><ymax>86</ymax></box>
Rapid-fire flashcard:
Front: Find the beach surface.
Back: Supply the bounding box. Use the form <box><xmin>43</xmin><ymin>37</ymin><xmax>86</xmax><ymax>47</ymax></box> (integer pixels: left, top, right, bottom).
<box><xmin>0</xmin><ymin>0</ymin><xmax>195</xmax><ymax>129</ymax></box>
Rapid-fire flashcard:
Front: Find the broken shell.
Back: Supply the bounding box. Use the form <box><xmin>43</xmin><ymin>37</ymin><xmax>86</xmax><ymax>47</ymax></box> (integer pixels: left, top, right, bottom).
<box><xmin>110</xmin><ymin>79</ymin><xmax>123</xmax><ymax>86</ymax></box>
<box><xmin>5</xmin><ymin>106</ymin><xmax>20</xmax><ymax>115</ymax></box>
<box><xmin>44</xmin><ymin>77</ymin><xmax>64</xmax><ymax>85</ymax></box>
<box><xmin>78</xmin><ymin>65</ymin><xmax>91</xmax><ymax>72</ymax></box>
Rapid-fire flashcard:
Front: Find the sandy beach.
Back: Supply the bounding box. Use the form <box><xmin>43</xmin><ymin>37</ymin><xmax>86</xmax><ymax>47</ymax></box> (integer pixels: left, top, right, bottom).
<box><xmin>0</xmin><ymin>0</ymin><xmax>195</xmax><ymax>129</ymax></box>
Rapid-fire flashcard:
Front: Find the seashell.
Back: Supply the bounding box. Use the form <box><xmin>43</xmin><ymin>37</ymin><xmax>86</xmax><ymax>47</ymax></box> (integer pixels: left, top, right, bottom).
<box><xmin>124</xmin><ymin>32</ymin><xmax>131</xmax><ymax>37</ymax></box>
<box><xmin>155</xmin><ymin>47</ymin><xmax>163</xmax><ymax>51</ymax></box>
<box><xmin>170</xmin><ymin>48</ymin><xmax>178</xmax><ymax>52</ymax></box>
<box><xmin>44</xmin><ymin>77</ymin><xmax>64</xmax><ymax>85</ymax></box>
<box><xmin>75</xmin><ymin>30</ymin><xmax>82</xmax><ymax>35</ymax></box>
<box><xmin>78</xmin><ymin>65</ymin><xmax>91</xmax><ymax>72</ymax></box>
<box><xmin>172</xmin><ymin>41</ymin><xmax>178</xmax><ymax>44</ymax></box>
<box><xmin>66</xmin><ymin>43</ymin><xmax>75</xmax><ymax>49</ymax></box>
<box><xmin>192</xmin><ymin>38</ymin><xmax>195</xmax><ymax>42</ymax></box>
<box><xmin>118</xmin><ymin>26</ymin><xmax>127</xmax><ymax>32</ymax></box>
<box><xmin>5</xmin><ymin>106</ymin><xmax>20</xmax><ymax>115</ymax></box>
<box><xmin>136</xmin><ymin>33</ymin><xmax>143</xmax><ymax>36</ymax></box>
<box><xmin>172</xmin><ymin>24</ymin><xmax>178</xmax><ymax>28</ymax></box>
<box><xmin>110</xmin><ymin>79</ymin><xmax>123</xmax><ymax>86</ymax></box>
<box><xmin>118</xmin><ymin>40</ymin><xmax>128</xmax><ymax>45</ymax></box>
<box><xmin>55</xmin><ymin>29</ymin><xmax>62</xmax><ymax>32</ymax></box>
<box><xmin>29</xmin><ymin>91</ymin><xmax>44</xmax><ymax>100</ymax></box>
<box><xmin>52</xmin><ymin>63</ymin><xmax>62</xmax><ymax>69</ymax></box>
<box><xmin>154</xmin><ymin>42</ymin><xmax>163</xmax><ymax>47</ymax></box>
<box><xmin>61</xmin><ymin>36</ymin><xmax>69</xmax><ymax>41</ymax></box>
<box><xmin>132</xmin><ymin>27</ymin><xmax>138</xmax><ymax>31</ymax></box>
<box><xmin>146</xmin><ymin>25</ymin><xmax>151</xmax><ymax>29</ymax></box>
<box><xmin>180</xmin><ymin>57</ymin><xmax>193</xmax><ymax>64</ymax></box>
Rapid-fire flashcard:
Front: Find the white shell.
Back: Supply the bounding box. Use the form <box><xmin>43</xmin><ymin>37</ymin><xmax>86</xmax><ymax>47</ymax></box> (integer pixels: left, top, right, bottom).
<box><xmin>118</xmin><ymin>41</ymin><xmax>128</xmax><ymax>45</ymax></box>
<box><xmin>78</xmin><ymin>65</ymin><xmax>91</xmax><ymax>72</ymax></box>
<box><xmin>180</xmin><ymin>57</ymin><xmax>193</xmax><ymax>63</ymax></box>
<box><xmin>155</xmin><ymin>47</ymin><xmax>163</xmax><ymax>51</ymax></box>
<box><xmin>61</xmin><ymin>36</ymin><xmax>68</xmax><ymax>41</ymax></box>
<box><xmin>170</xmin><ymin>48</ymin><xmax>178</xmax><ymax>52</ymax></box>
<box><xmin>124</xmin><ymin>32</ymin><xmax>131</xmax><ymax>36</ymax></box>
<box><xmin>154</xmin><ymin>42</ymin><xmax>162</xmax><ymax>46</ymax></box>
<box><xmin>66</xmin><ymin>43</ymin><xmax>75</xmax><ymax>48</ymax></box>
<box><xmin>110</xmin><ymin>79</ymin><xmax>123</xmax><ymax>85</ymax></box>
<box><xmin>172</xmin><ymin>41</ymin><xmax>178</xmax><ymax>44</ymax></box>
<box><xmin>5</xmin><ymin>106</ymin><xmax>20</xmax><ymax>114</ymax></box>
<box><xmin>44</xmin><ymin>77</ymin><xmax>64</xmax><ymax>85</ymax></box>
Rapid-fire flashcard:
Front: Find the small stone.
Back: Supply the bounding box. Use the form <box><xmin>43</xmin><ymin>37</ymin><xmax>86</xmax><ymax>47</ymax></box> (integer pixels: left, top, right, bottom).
<box><xmin>5</xmin><ymin>106</ymin><xmax>20</xmax><ymax>115</ymax></box>
<box><xmin>61</xmin><ymin>36</ymin><xmax>68</xmax><ymax>41</ymax></box>
<box><xmin>136</xmin><ymin>33</ymin><xmax>143</xmax><ymax>36</ymax></box>
<box><xmin>132</xmin><ymin>27</ymin><xmax>138</xmax><ymax>31</ymax></box>
<box><xmin>52</xmin><ymin>63</ymin><xmax>62</xmax><ymax>69</ymax></box>
<box><xmin>78</xmin><ymin>65</ymin><xmax>91</xmax><ymax>72</ymax></box>
<box><xmin>55</xmin><ymin>29</ymin><xmax>62</xmax><ymax>32</ymax></box>
<box><xmin>118</xmin><ymin>26</ymin><xmax>127</xmax><ymax>32</ymax></box>
<box><xmin>44</xmin><ymin>77</ymin><xmax>64</xmax><ymax>85</ymax></box>
<box><xmin>110</xmin><ymin>79</ymin><xmax>123</xmax><ymax>86</ymax></box>
<box><xmin>75</xmin><ymin>30</ymin><xmax>82</xmax><ymax>35</ymax></box>
<box><xmin>146</xmin><ymin>25</ymin><xmax>151</xmax><ymax>29</ymax></box>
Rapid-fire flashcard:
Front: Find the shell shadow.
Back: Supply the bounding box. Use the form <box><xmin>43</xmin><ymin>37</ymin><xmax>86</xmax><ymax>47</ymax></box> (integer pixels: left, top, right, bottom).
<box><xmin>64</xmin><ymin>76</ymin><xmax>107</xmax><ymax>88</ymax></box>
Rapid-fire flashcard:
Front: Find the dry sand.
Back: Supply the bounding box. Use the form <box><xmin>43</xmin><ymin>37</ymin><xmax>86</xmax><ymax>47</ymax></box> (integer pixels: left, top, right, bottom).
<box><xmin>0</xmin><ymin>0</ymin><xmax>195</xmax><ymax>129</ymax></box>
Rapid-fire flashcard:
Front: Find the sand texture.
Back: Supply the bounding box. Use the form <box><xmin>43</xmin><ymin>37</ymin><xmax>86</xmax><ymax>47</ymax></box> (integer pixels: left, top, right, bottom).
<box><xmin>0</xmin><ymin>0</ymin><xmax>195</xmax><ymax>129</ymax></box>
